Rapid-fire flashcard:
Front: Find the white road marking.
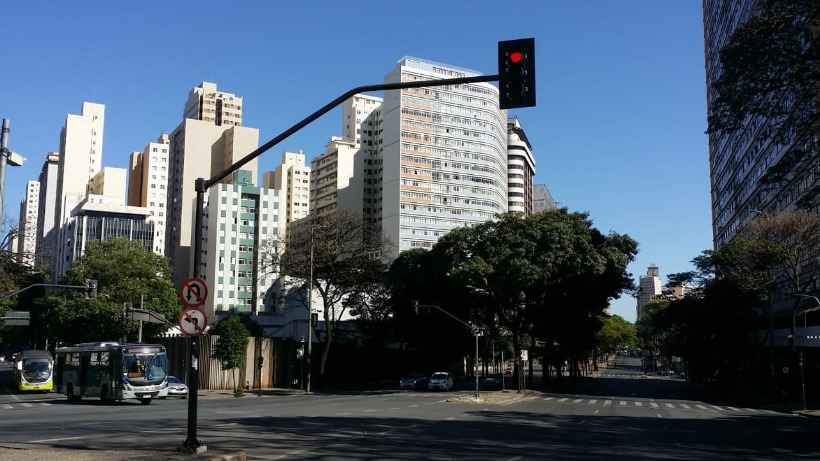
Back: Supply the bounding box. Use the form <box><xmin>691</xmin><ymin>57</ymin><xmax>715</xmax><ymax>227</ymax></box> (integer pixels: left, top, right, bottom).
<box><xmin>214</xmin><ymin>423</ymin><xmax>238</xmax><ymax>427</ymax></box>
<box><xmin>726</xmin><ymin>406</ymin><xmax>741</xmax><ymax>412</ymax></box>
<box><xmin>39</xmin><ymin>402</ymin><xmax>51</xmax><ymax>406</ymax></box>
<box><xmin>710</xmin><ymin>406</ymin><xmax>725</xmax><ymax>412</ymax></box>
<box><xmin>680</xmin><ymin>403</ymin><xmax>691</xmax><ymax>409</ymax></box>
<box><xmin>603</xmin><ymin>400</ymin><xmax>612</xmax><ymax>407</ymax></box>
<box><xmin>543</xmin><ymin>397</ymin><xmax>553</xmax><ymax>401</ymax></box>
<box><xmin>744</xmin><ymin>408</ymin><xmax>759</xmax><ymax>413</ymax></box>
<box><xmin>270</xmin><ymin>448</ymin><xmax>311</xmax><ymax>460</ymax></box>
<box><xmin>408</xmin><ymin>404</ymin><xmax>419</xmax><ymax>408</ymax></box>
<box><xmin>558</xmin><ymin>398</ymin><xmax>568</xmax><ymax>402</ymax></box>
<box><xmin>696</xmin><ymin>404</ymin><xmax>709</xmax><ymax>410</ymax></box>
<box><xmin>445</xmin><ymin>416</ymin><xmax>456</xmax><ymax>421</ymax></box>
<box><xmin>389</xmin><ymin>407</ymin><xmax>400</xmax><ymax>411</ymax></box>
<box><xmin>634</xmin><ymin>401</ymin><xmax>643</xmax><ymax>407</ymax></box>
<box><xmin>335</xmin><ymin>412</ymin><xmax>353</xmax><ymax>416</ymax></box>
<box><xmin>761</xmin><ymin>409</ymin><xmax>778</xmax><ymax>414</ymax></box>
<box><xmin>588</xmin><ymin>399</ymin><xmax>597</xmax><ymax>405</ymax></box>
<box><xmin>28</xmin><ymin>436</ymin><xmax>87</xmax><ymax>443</ymax></box>
<box><xmin>649</xmin><ymin>402</ymin><xmax>659</xmax><ymax>408</ymax></box>
<box><xmin>573</xmin><ymin>399</ymin><xmax>583</xmax><ymax>404</ymax></box>
<box><xmin>1</xmin><ymin>404</ymin><xmax>12</xmax><ymax>409</ymax></box>
<box><xmin>593</xmin><ymin>409</ymin><xmax>600</xmax><ymax>415</ymax></box>
<box><xmin>506</xmin><ymin>457</ymin><xmax>522</xmax><ymax>461</ymax></box>
<box><xmin>619</xmin><ymin>401</ymin><xmax>627</xmax><ymax>406</ymax></box>
<box><xmin>21</xmin><ymin>403</ymin><xmax>32</xmax><ymax>408</ymax></box>
<box><xmin>656</xmin><ymin>413</ymin><xmax>663</xmax><ymax>418</ymax></box>
<box><xmin>363</xmin><ymin>409</ymin><xmax>378</xmax><ymax>413</ymax></box>
<box><xmin>665</xmin><ymin>403</ymin><xmax>675</xmax><ymax>408</ymax></box>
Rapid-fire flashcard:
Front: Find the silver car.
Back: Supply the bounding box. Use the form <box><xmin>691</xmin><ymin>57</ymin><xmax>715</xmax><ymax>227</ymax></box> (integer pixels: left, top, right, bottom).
<box><xmin>427</xmin><ymin>372</ymin><xmax>454</xmax><ymax>391</ymax></box>
<box><xmin>164</xmin><ymin>376</ymin><xmax>188</xmax><ymax>398</ymax></box>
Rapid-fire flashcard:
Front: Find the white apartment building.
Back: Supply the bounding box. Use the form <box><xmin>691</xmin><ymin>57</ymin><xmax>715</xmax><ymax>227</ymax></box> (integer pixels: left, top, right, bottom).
<box><xmin>54</xmin><ymin>102</ymin><xmax>105</xmax><ymax>275</ymax></box>
<box><xmin>381</xmin><ymin>57</ymin><xmax>508</xmax><ymax>256</ymax></box>
<box><xmin>507</xmin><ymin>119</ymin><xmax>536</xmax><ymax>214</ymax></box>
<box><xmin>637</xmin><ymin>265</ymin><xmax>663</xmax><ymax>321</ymax></box>
<box><xmin>342</xmin><ymin>95</ymin><xmax>384</xmax><ymax>232</ymax></box>
<box><xmin>263</xmin><ymin>151</ymin><xmax>311</xmax><ymax>227</ymax></box>
<box><xmin>202</xmin><ymin>170</ymin><xmax>281</xmax><ymax>319</ymax></box>
<box><xmin>310</xmin><ymin>137</ymin><xmax>359</xmax><ymax>218</ymax></box>
<box><xmin>184</xmin><ymin>81</ymin><xmax>243</xmax><ymax>127</ymax></box>
<box><xmin>17</xmin><ymin>180</ymin><xmax>40</xmax><ymax>266</ymax></box>
<box><xmin>36</xmin><ymin>153</ymin><xmax>60</xmax><ymax>269</ymax></box>
<box><xmin>88</xmin><ymin>167</ymin><xmax>127</xmax><ymax>205</ymax></box>
<box><xmin>127</xmin><ymin>134</ymin><xmax>170</xmax><ymax>255</ymax></box>
<box><xmin>167</xmin><ymin>118</ymin><xmax>259</xmax><ymax>285</ymax></box>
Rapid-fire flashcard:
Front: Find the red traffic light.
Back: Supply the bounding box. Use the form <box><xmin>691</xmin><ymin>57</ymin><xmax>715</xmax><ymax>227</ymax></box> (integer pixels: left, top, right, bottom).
<box><xmin>510</xmin><ymin>51</ymin><xmax>523</xmax><ymax>64</ymax></box>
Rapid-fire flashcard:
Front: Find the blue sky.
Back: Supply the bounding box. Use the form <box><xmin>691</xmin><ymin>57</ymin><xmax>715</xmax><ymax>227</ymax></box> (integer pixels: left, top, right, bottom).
<box><xmin>1</xmin><ymin>1</ymin><xmax>711</xmax><ymax>322</ymax></box>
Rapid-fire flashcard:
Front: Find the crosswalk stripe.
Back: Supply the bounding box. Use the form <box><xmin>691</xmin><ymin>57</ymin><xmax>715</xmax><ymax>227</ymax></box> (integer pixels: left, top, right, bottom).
<box><xmin>1</xmin><ymin>404</ymin><xmax>12</xmax><ymax>410</ymax></box>
<box><xmin>726</xmin><ymin>406</ymin><xmax>741</xmax><ymax>412</ymax></box>
<box><xmin>573</xmin><ymin>399</ymin><xmax>583</xmax><ymax>404</ymax></box>
<box><xmin>665</xmin><ymin>403</ymin><xmax>675</xmax><ymax>408</ymax></box>
<box><xmin>21</xmin><ymin>403</ymin><xmax>32</xmax><ymax>408</ymax></box>
<box><xmin>634</xmin><ymin>402</ymin><xmax>643</xmax><ymax>407</ymax></box>
<box><xmin>558</xmin><ymin>398</ymin><xmax>568</xmax><ymax>402</ymax></box>
<box><xmin>744</xmin><ymin>408</ymin><xmax>758</xmax><ymax>413</ymax></box>
<box><xmin>603</xmin><ymin>400</ymin><xmax>612</xmax><ymax>407</ymax></box>
<box><xmin>696</xmin><ymin>404</ymin><xmax>709</xmax><ymax>410</ymax></box>
<box><xmin>39</xmin><ymin>403</ymin><xmax>51</xmax><ymax>406</ymax></box>
<box><xmin>710</xmin><ymin>406</ymin><xmax>724</xmax><ymax>412</ymax></box>
<box><xmin>680</xmin><ymin>403</ymin><xmax>691</xmax><ymax>409</ymax></box>
<box><xmin>761</xmin><ymin>409</ymin><xmax>778</xmax><ymax>415</ymax></box>
<box><xmin>619</xmin><ymin>401</ymin><xmax>627</xmax><ymax>406</ymax></box>
<box><xmin>588</xmin><ymin>400</ymin><xmax>597</xmax><ymax>405</ymax></box>
<box><xmin>543</xmin><ymin>397</ymin><xmax>553</xmax><ymax>401</ymax></box>
<box><xmin>649</xmin><ymin>402</ymin><xmax>659</xmax><ymax>408</ymax></box>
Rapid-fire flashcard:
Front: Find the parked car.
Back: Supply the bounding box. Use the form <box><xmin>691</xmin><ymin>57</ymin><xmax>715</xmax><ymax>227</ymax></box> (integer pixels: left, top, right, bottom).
<box><xmin>413</xmin><ymin>377</ymin><xmax>430</xmax><ymax>391</ymax></box>
<box><xmin>480</xmin><ymin>376</ymin><xmax>502</xmax><ymax>390</ymax></box>
<box><xmin>427</xmin><ymin>372</ymin><xmax>454</xmax><ymax>391</ymax></box>
<box><xmin>400</xmin><ymin>376</ymin><xmax>421</xmax><ymax>390</ymax></box>
<box><xmin>164</xmin><ymin>376</ymin><xmax>188</xmax><ymax>398</ymax></box>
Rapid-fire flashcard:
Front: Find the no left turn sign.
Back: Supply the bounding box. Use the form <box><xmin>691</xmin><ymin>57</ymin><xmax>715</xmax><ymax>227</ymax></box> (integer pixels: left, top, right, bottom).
<box><xmin>180</xmin><ymin>277</ymin><xmax>208</xmax><ymax>308</ymax></box>
<box><xmin>179</xmin><ymin>308</ymin><xmax>208</xmax><ymax>336</ymax></box>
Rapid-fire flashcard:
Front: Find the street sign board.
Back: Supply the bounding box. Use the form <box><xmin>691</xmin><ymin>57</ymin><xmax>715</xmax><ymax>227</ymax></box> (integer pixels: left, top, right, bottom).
<box><xmin>3</xmin><ymin>319</ymin><xmax>29</xmax><ymax>326</ymax></box>
<box><xmin>179</xmin><ymin>277</ymin><xmax>208</xmax><ymax>308</ymax></box>
<box><xmin>179</xmin><ymin>308</ymin><xmax>208</xmax><ymax>336</ymax></box>
<box><xmin>1</xmin><ymin>311</ymin><xmax>30</xmax><ymax>327</ymax></box>
<box><xmin>521</xmin><ymin>349</ymin><xmax>529</xmax><ymax>362</ymax></box>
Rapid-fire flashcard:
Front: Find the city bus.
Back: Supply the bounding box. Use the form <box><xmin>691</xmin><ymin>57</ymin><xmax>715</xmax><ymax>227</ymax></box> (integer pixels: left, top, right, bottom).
<box><xmin>14</xmin><ymin>350</ymin><xmax>54</xmax><ymax>392</ymax></box>
<box><xmin>56</xmin><ymin>342</ymin><xmax>169</xmax><ymax>404</ymax></box>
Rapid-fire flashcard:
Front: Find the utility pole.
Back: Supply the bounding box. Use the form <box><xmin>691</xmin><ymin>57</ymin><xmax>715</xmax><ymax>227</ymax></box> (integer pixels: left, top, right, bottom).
<box><xmin>0</xmin><ymin>119</ymin><xmax>8</xmax><ymax>226</ymax></box>
<box><xmin>138</xmin><ymin>295</ymin><xmax>144</xmax><ymax>343</ymax></box>
<box><xmin>306</xmin><ymin>224</ymin><xmax>314</xmax><ymax>393</ymax></box>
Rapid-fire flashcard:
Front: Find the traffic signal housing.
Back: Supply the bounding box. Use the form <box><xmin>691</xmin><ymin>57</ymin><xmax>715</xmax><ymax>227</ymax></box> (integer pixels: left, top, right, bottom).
<box><xmin>498</xmin><ymin>38</ymin><xmax>536</xmax><ymax>109</ymax></box>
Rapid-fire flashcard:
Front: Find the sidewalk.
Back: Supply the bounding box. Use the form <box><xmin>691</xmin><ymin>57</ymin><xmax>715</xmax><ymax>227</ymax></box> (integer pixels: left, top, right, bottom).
<box><xmin>198</xmin><ymin>387</ymin><xmax>306</xmax><ymax>399</ymax></box>
<box><xmin>0</xmin><ymin>446</ymin><xmax>246</xmax><ymax>461</ymax></box>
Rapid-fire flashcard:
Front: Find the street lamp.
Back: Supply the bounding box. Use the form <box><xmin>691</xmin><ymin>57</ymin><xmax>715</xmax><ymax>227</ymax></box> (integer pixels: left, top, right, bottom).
<box><xmin>790</xmin><ymin>293</ymin><xmax>820</xmax><ymax>411</ymax></box>
<box><xmin>0</xmin><ymin>119</ymin><xmax>27</xmax><ymax>226</ymax></box>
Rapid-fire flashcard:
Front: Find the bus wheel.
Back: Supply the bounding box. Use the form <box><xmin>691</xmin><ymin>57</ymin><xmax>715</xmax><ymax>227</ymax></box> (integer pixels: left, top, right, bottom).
<box><xmin>139</xmin><ymin>398</ymin><xmax>152</xmax><ymax>405</ymax></box>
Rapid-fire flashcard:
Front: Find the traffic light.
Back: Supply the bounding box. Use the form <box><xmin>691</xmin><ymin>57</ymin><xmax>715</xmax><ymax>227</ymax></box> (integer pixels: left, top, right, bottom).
<box><xmin>498</xmin><ymin>38</ymin><xmax>536</xmax><ymax>109</ymax></box>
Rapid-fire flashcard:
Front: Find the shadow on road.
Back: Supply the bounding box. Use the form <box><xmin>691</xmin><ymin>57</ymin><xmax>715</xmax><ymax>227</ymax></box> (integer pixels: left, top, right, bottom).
<box><xmin>546</xmin><ymin>375</ymin><xmax>705</xmax><ymax>401</ymax></box>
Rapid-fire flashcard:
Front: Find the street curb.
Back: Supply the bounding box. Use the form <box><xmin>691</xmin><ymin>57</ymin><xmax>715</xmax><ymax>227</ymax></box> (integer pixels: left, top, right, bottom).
<box><xmin>796</xmin><ymin>410</ymin><xmax>820</xmax><ymax>418</ymax></box>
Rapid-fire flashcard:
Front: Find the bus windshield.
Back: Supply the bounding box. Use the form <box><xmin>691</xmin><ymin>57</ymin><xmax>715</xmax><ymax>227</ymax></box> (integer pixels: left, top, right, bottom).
<box><xmin>123</xmin><ymin>353</ymin><xmax>167</xmax><ymax>385</ymax></box>
<box><xmin>22</xmin><ymin>359</ymin><xmax>51</xmax><ymax>381</ymax></box>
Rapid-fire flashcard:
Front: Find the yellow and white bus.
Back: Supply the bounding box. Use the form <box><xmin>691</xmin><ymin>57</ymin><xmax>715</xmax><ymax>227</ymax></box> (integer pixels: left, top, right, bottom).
<box><xmin>14</xmin><ymin>350</ymin><xmax>54</xmax><ymax>392</ymax></box>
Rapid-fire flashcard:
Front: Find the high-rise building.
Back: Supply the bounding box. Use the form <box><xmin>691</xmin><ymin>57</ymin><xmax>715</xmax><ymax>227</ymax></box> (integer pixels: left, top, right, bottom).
<box><xmin>201</xmin><ymin>170</ymin><xmax>281</xmax><ymax>318</ymax></box>
<box><xmin>263</xmin><ymin>151</ymin><xmax>311</xmax><ymax>227</ymax></box>
<box><xmin>88</xmin><ymin>167</ymin><xmax>127</xmax><ymax>205</ymax></box>
<box><xmin>381</xmin><ymin>57</ymin><xmax>507</xmax><ymax>256</ymax></box>
<box><xmin>36</xmin><ymin>153</ymin><xmax>60</xmax><ymax>270</ymax></box>
<box><xmin>342</xmin><ymin>95</ymin><xmax>384</xmax><ymax>232</ymax></box>
<box><xmin>533</xmin><ymin>184</ymin><xmax>557</xmax><ymax>213</ymax></box>
<box><xmin>184</xmin><ymin>81</ymin><xmax>243</xmax><ymax>127</ymax></box>
<box><xmin>167</xmin><ymin>108</ymin><xmax>259</xmax><ymax>285</ymax></box>
<box><xmin>60</xmin><ymin>195</ymin><xmax>154</xmax><ymax>273</ymax></box>
<box><xmin>637</xmin><ymin>264</ymin><xmax>662</xmax><ymax>321</ymax></box>
<box><xmin>16</xmin><ymin>180</ymin><xmax>40</xmax><ymax>266</ymax></box>
<box><xmin>507</xmin><ymin>118</ymin><xmax>536</xmax><ymax>214</ymax></box>
<box><xmin>309</xmin><ymin>137</ymin><xmax>359</xmax><ymax>219</ymax></box>
<box><xmin>704</xmin><ymin>0</ymin><xmax>817</xmax><ymax>248</ymax></box>
<box><xmin>127</xmin><ymin>134</ymin><xmax>170</xmax><ymax>255</ymax></box>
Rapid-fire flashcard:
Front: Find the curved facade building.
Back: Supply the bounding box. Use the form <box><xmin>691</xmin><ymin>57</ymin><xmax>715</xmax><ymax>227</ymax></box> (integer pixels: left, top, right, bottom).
<box><xmin>506</xmin><ymin>119</ymin><xmax>536</xmax><ymax>214</ymax></box>
<box><xmin>382</xmin><ymin>57</ymin><xmax>508</xmax><ymax>256</ymax></box>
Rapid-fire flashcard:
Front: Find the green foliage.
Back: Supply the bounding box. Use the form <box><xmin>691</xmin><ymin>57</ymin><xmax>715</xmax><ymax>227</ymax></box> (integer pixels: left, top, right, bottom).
<box><xmin>212</xmin><ymin>314</ymin><xmax>250</xmax><ymax>392</ymax></box>
<box><xmin>598</xmin><ymin>314</ymin><xmax>637</xmax><ymax>355</ymax></box>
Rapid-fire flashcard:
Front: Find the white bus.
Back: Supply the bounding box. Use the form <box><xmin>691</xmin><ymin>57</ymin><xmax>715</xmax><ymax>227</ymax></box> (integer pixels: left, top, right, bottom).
<box><xmin>56</xmin><ymin>342</ymin><xmax>169</xmax><ymax>404</ymax></box>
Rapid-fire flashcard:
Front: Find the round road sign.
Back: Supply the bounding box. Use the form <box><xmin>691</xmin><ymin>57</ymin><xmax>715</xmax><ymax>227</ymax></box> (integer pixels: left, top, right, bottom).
<box><xmin>180</xmin><ymin>277</ymin><xmax>208</xmax><ymax>308</ymax></box>
<box><xmin>179</xmin><ymin>308</ymin><xmax>208</xmax><ymax>336</ymax></box>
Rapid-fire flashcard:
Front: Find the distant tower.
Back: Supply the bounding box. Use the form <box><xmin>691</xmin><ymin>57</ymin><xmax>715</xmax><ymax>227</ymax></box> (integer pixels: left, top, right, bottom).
<box><xmin>637</xmin><ymin>264</ymin><xmax>662</xmax><ymax>320</ymax></box>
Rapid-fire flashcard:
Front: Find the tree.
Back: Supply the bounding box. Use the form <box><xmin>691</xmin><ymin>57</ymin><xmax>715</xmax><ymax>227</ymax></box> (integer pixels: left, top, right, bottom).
<box><xmin>211</xmin><ymin>314</ymin><xmax>250</xmax><ymax>393</ymax></box>
<box><xmin>598</xmin><ymin>314</ymin><xmax>637</xmax><ymax>358</ymax></box>
<box><xmin>272</xmin><ymin>210</ymin><xmax>385</xmax><ymax>377</ymax></box>
<box><xmin>51</xmin><ymin>238</ymin><xmax>179</xmax><ymax>344</ymax></box>
<box><xmin>707</xmin><ymin>0</ymin><xmax>820</xmax><ymax>205</ymax></box>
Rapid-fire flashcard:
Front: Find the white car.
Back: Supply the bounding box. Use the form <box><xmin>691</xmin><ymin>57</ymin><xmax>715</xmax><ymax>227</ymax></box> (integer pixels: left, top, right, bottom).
<box><xmin>427</xmin><ymin>372</ymin><xmax>454</xmax><ymax>391</ymax></box>
<box><xmin>164</xmin><ymin>376</ymin><xmax>188</xmax><ymax>398</ymax></box>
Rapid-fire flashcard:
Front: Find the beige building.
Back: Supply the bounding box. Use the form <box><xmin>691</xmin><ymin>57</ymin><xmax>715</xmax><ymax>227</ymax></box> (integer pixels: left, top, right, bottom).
<box><xmin>184</xmin><ymin>81</ymin><xmax>243</xmax><ymax>127</ymax></box>
<box><xmin>310</xmin><ymin>137</ymin><xmax>359</xmax><ymax>218</ymax></box>
<box><xmin>507</xmin><ymin>119</ymin><xmax>536</xmax><ymax>214</ymax></box>
<box><xmin>263</xmin><ymin>151</ymin><xmax>311</xmax><ymax>226</ymax></box>
<box><xmin>127</xmin><ymin>134</ymin><xmax>171</xmax><ymax>255</ymax></box>
<box><xmin>88</xmin><ymin>167</ymin><xmax>127</xmax><ymax>205</ymax></box>
<box><xmin>166</xmin><ymin>118</ymin><xmax>259</xmax><ymax>284</ymax></box>
<box><xmin>342</xmin><ymin>95</ymin><xmax>384</xmax><ymax>233</ymax></box>
<box><xmin>36</xmin><ymin>153</ymin><xmax>60</xmax><ymax>270</ymax></box>
<box><xmin>637</xmin><ymin>265</ymin><xmax>663</xmax><ymax>321</ymax></box>
<box><xmin>17</xmin><ymin>180</ymin><xmax>40</xmax><ymax>266</ymax></box>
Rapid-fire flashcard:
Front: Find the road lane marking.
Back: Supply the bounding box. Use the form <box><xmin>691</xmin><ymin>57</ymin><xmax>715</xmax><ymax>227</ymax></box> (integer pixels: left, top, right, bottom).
<box><xmin>543</xmin><ymin>397</ymin><xmax>553</xmax><ymax>401</ymax></box>
<box><xmin>558</xmin><ymin>398</ymin><xmax>568</xmax><ymax>402</ymax></box>
<box><xmin>603</xmin><ymin>400</ymin><xmax>611</xmax><ymax>406</ymax></box>
<box><xmin>710</xmin><ymin>406</ymin><xmax>725</xmax><ymax>412</ymax></box>
<box><xmin>665</xmin><ymin>403</ymin><xmax>675</xmax><ymax>408</ymax></box>
<box><xmin>29</xmin><ymin>436</ymin><xmax>87</xmax><ymax>443</ymax></box>
<box><xmin>649</xmin><ymin>402</ymin><xmax>659</xmax><ymax>408</ymax></box>
<box><xmin>335</xmin><ymin>412</ymin><xmax>353</xmax><ymax>416</ymax></box>
<box><xmin>619</xmin><ymin>401</ymin><xmax>627</xmax><ymax>406</ymax></box>
<box><xmin>39</xmin><ymin>402</ymin><xmax>51</xmax><ymax>406</ymax></box>
<box><xmin>588</xmin><ymin>399</ymin><xmax>597</xmax><ymax>405</ymax></box>
<box><xmin>445</xmin><ymin>416</ymin><xmax>456</xmax><ymax>421</ymax></box>
<box><xmin>1</xmin><ymin>404</ymin><xmax>12</xmax><ymax>409</ymax></box>
<box><xmin>656</xmin><ymin>413</ymin><xmax>663</xmax><ymax>418</ymax></box>
<box><xmin>21</xmin><ymin>403</ymin><xmax>32</xmax><ymax>408</ymax></box>
<box><xmin>389</xmin><ymin>407</ymin><xmax>400</xmax><ymax>411</ymax></box>
<box><xmin>408</xmin><ymin>404</ymin><xmax>419</xmax><ymax>408</ymax></box>
<box><xmin>634</xmin><ymin>402</ymin><xmax>643</xmax><ymax>407</ymax></box>
<box><xmin>680</xmin><ymin>403</ymin><xmax>691</xmax><ymax>409</ymax></box>
<box><xmin>593</xmin><ymin>409</ymin><xmax>599</xmax><ymax>414</ymax></box>
<box><xmin>726</xmin><ymin>406</ymin><xmax>741</xmax><ymax>412</ymax></box>
<box><xmin>363</xmin><ymin>409</ymin><xmax>378</xmax><ymax>413</ymax></box>
<box><xmin>744</xmin><ymin>408</ymin><xmax>758</xmax><ymax>413</ymax></box>
<box><xmin>696</xmin><ymin>404</ymin><xmax>709</xmax><ymax>410</ymax></box>
<box><xmin>573</xmin><ymin>399</ymin><xmax>583</xmax><ymax>404</ymax></box>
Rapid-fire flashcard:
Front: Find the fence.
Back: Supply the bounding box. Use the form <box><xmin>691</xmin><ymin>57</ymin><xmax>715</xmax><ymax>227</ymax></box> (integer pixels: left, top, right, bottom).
<box><xmin>162</xmin><ymin>336</ymin><xmax>303</xmax><ymax>390</ymax></box>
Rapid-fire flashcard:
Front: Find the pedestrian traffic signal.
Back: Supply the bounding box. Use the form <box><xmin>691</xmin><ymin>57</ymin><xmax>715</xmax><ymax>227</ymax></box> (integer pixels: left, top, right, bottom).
<box><xmin>498</xmin><ymin>38</ymin><xmax>536</xmax><ymax>109</ymax></box>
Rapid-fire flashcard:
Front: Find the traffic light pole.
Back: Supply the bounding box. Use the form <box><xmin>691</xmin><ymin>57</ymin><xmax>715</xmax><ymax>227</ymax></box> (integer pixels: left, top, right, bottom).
<box><xmin>184</xmin><ymin>72</ymin><xmax>506</xmax><ymax>453</ymax></box>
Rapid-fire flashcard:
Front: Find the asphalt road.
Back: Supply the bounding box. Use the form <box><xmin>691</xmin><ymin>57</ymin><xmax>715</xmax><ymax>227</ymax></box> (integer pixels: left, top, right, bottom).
<box><xmin>0</xmin><ymin>361</ymin><xmax>818</xmax><ymax>460</ymax></box>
